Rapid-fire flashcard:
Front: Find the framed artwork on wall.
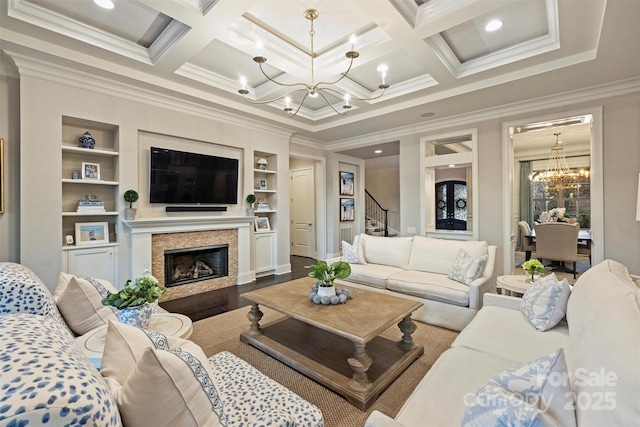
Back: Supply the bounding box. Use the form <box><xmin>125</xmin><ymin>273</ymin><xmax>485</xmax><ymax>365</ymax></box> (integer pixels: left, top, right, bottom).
<box><xmin>82</xmin><ymin>162</ymin><xmax>101</xmax><ymax>180</ymax></box>
<box><xmin>340</xmin><ymin>171</ymin><xmax>354</xmax><ymax>196</ymax></box>
<box><xmin>75</xmin><ymin>222</ymin><xmax>109</xmax><ymax>245</ymax></box>
<box><xmin>340</xmin><ymin>198</ymin><xmax>355</xmax><ymax>222</ymax></box>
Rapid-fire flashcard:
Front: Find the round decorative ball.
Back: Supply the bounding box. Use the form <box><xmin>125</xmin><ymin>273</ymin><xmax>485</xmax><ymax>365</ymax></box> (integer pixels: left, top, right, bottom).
<box><xmin>309</xmin><ymin>284</ymin><xmax>352</xmax><ymax>305</ymax></box>
<box><xmin>79</xmin><ymin>131</ymin><xmax>96</xmax><ymax>149</ymax></box>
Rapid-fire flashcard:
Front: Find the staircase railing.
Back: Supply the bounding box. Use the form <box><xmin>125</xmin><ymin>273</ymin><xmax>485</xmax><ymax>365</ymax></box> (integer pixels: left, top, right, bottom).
<box><xmin>365</xmin><ymin>189</ymin><xmax>389</xmax><ymax>237</ymax></box>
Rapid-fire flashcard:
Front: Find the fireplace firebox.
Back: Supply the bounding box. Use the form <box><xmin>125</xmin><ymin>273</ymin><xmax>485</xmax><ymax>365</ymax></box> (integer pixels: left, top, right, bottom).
<box><xmin>164</xmin><ymin>244</ymin><xmax>229</xmax><ymax>288</ymax></box>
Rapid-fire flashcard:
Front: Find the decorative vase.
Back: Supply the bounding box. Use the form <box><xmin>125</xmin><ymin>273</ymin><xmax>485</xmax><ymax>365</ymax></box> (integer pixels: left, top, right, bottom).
<box><xmin>118</xmin><ymin>303</ymin><xmax>153</xmax><ymax>328</ymax></box>
<box><xmin>124</xmin><ymin>207</ymin><xmax>137</xmax><ymax>220</ymax></box>
<box><xmin>526</xmin><ymin>272</ymin><xmax>541</xmax><ymax>283</ymax></box>
<box><xmin>317</xmin><ymin>284</ymin><xmax>336</xmax><ymax>297</ymax></box>
<box><xmin>79</xmin><ymin>131</ymin><xmax>96</xmax><ymax>149</ymax></box>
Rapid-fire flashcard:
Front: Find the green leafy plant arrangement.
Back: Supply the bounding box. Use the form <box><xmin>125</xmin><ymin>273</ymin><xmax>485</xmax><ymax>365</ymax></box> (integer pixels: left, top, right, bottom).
<box><xmin>246</xmin><ymin>194</ymin><xmax>256</xmax><ymax>204</ymax></box>
<box><xmin>521</xmin><ymin>258</ymin><xmax>552</xmax><ymax>281</ymax></box>
<box><xmin>102</xmin><ymin>276</ymin><xmax>166</xmax><ymax>309</ymax></box>
<box><xmin>123</xmin><ymin>189</ymin><xmax>139</xmax><ymax>208</ymax></box>
<box><xmin>307</xmin><ymin>260</ymin><xmax>351</xmax><ymax>287</ymax></box>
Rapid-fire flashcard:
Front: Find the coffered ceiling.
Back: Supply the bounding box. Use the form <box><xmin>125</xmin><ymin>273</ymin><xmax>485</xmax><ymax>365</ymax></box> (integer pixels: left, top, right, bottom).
<box><xmin>0</xmin><ymin>0</ymin><xmax>638</xmax><ymax>144</ymax></box>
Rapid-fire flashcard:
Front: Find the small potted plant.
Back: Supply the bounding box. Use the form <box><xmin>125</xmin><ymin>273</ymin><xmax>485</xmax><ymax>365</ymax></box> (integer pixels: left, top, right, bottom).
<box><xmin>123</xmin><ymin>189</ymin><xmax>139</xmax><ymax>220</ymax></box>
<box><xmin>246</xmin><ymin>193</ymin><xmax>256</xmax><ymax>216</ymax></box>
<box><xmin>102</xmin><ymin>276</ymin><xmax>166</xmax><ymax>328</ymax></box>
<box><xmin>307</xmin><ymin>260</ymin><xmax>351</xmax><ymax>297</ymax></box>
<box><xmin>256</xmin><ymin>158</ymin><xmax>268</xmax><ymax>170</ymax></box>
<box><xmin>521</xmin><ymin>258</ymin><xmax>551</xmax><ymax>283</ymax></box>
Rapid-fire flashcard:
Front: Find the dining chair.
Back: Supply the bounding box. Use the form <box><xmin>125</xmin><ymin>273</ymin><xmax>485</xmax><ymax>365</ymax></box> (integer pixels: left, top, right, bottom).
<box><xmin>577</xmin><ymin>239</ymin><xmax>592</xmax><ymax>265</ymax></box>
<box><xmin>534</xmin><ymin>222</ymin><xmax>580</xmax><ymax>279</ymax></box>
<box><xmin>518</xmin><ymin>221</ymin><xmax>536</xmax><ymax>261</ymax></box>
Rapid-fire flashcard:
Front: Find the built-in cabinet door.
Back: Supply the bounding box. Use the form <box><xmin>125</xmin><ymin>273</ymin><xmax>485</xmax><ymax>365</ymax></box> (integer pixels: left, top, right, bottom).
<box><xmin>255</xmin><ymin>232</ymin><xmax>276</xmax><ymax>273</ymax></box>
<box><xmin>66</xmin><ymin>246</ymin><xmax>117</xmax><ymax>283</ymax></box>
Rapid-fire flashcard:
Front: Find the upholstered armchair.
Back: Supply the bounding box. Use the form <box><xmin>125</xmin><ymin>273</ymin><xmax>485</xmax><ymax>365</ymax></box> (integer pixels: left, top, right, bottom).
<box><xmin>534</xmin><ymin>222</ymin><xmax>580</xmax><ymax>278</ymax></box>
<box><xmin>518</xmin><ymin>221</ymin><xmax>536</xmax><ymax>261</ymax></box>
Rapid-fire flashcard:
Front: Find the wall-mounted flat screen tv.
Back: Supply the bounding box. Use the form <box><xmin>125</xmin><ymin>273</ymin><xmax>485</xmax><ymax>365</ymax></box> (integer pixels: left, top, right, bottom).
<box><xmin>150</xmin><ymin>147</ymin><xmax>239</xmax><ymax>204</ymax></box>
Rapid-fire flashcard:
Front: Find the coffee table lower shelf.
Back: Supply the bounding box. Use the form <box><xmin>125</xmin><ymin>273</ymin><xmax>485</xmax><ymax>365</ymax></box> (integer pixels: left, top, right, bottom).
<box><xmin>240</xmin><ymin>317</ymin><xmax>424</xmax><ymax>410</ymax></box>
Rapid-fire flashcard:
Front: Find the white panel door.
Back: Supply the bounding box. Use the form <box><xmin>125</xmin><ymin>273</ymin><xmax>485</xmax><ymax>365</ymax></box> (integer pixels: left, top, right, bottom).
<box><xmin>290</xmin><ymin>167</ymin><xmax>315</xmax><ymax>257</ymax></box>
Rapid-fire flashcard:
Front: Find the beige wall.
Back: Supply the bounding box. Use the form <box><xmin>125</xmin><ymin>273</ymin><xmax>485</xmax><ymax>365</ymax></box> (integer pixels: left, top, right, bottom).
<box><xmin>365</xmin><ymin>155</ymin><xmax>400</xmax><ymax>232</ymax></box>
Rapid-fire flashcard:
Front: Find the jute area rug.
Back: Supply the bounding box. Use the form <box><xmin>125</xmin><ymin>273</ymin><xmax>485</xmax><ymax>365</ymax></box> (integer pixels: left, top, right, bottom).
<box><xmin>189</xmin><ymin>287</ymin><xmax>459</xmax><ymax>427</ymax></box>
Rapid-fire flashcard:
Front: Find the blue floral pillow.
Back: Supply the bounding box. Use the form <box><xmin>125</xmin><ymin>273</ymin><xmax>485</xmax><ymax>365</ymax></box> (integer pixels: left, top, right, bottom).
<box><xmin>462</xmin><ymin>348</ymin><xmax>576</xmax><ymax>427</ymax></box>
<box><xmin>520</xmin><ymin>273</ymin><xmax>571</xmax><ymax>331</ymax></box>
<box><xmin>342</xmin><ymin>234</ymin><xmax>366</xmax><ymax>264</ymax></box>
<box><xmin>448</xmin><ymin>249</ymin><xmax>487</xmax><ymax>285</ymax></box>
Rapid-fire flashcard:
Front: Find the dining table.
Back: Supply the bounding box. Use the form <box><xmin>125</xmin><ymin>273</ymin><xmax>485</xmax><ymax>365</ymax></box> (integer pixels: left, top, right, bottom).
<box><xmin>528</xmin><ymin>227</ymin><xmax>592</xmax><ymax>244</ymax></box>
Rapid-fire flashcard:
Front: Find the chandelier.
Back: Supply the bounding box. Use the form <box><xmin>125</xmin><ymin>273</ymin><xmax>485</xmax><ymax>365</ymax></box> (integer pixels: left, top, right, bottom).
<box><xmin>238</xmin><ymin>9</ymin><xmax>389</xmax><ymax>118</ymax></box>
<box><xmin>531</xmin><ymin>133</ymin><xmax>590</xmax><ymax>192</ymax></box>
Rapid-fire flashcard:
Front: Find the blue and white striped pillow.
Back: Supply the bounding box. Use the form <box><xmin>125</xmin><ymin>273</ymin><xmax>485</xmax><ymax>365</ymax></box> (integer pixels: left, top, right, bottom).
<box><xmin>448</xmin><ymin>249</ymin><xmax>487</xmax><ymax>285</ymax></box>
<box><xmin>520</xmin><ymin>273</ymin><xmax>571</xmax><ymax>331</ymax></box>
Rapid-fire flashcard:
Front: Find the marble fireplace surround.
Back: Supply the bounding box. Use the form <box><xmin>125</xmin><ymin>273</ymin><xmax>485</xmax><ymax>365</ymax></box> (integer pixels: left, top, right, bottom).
<box><xmin>123</xmin><ymin>216</ymin><xmax>253</xmax><ymax>299</ymax></box>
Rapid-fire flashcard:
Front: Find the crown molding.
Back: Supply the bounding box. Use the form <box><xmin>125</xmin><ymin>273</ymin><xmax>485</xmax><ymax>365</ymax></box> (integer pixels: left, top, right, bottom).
<box><xmin>326</xmin><ymin>77</ymin><xmax>640</xmax><ymax>150</ymax></box>
<box><xmin>5</xmin><ymin>50</ymin><xmax>295</xmax><ymax>139</ymax></box>
<box><xmin>148</xmin><ymin>20</ymin><xmax>191</xmax><ymax>64</ymax></box>
<box><xmin>7</xmin><ymin>0</ymin><xmax>152</xmax><ymax>64</ymax></box>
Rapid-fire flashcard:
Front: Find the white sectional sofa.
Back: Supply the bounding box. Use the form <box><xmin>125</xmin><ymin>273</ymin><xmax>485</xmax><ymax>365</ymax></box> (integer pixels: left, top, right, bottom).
<box><xmin>333</xmin><ymin>234</ymin><xmax>497</xmax><ymax>331</ymax></box>
<box><xmin>365</xmin><ymin>259</ymin><xmax>640</xmax><ymax>426</ymax></box>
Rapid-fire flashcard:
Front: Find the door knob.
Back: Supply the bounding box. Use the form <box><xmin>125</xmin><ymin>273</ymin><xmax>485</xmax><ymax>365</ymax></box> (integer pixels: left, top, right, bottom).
<box><xmin>308</xmin><ymin>223</ymin><xmax>312</xmax><ymax>226</ymax></box>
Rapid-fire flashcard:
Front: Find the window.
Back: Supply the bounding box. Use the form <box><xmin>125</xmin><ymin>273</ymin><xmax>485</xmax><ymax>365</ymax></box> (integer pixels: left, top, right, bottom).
<box><xmin>532</xmin><ymin>178</ymin><xmax>590</xmax><ymax>228</ymax></box>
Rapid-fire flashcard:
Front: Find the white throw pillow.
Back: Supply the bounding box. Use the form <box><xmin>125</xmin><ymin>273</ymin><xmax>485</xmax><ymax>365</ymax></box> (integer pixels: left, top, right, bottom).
<box><xmin>462</xmin><ymin>348</ymin><xmax>576</xmax><ymax>427</ymax></box>
<box><xmin>101</xmin><ymin>321</ymin><xmax>226</xmax><ymax>427</ymax></box>
<box><xmin>55</xmin><ymin>275</ymin><xmax>119</xmax><ymax>335</ymax></box>
<box><xmin>341</xmin><ymin>234</ymin><xmax>366</xmax><ymax>264</ymax></box>
<box><xmin>520</xmin><ymin>273</ymin><xmax>571</xmax><ymax>331</ymax></box>
<box><xmin>447</xmin><ymin>249</ymin><xmax>487</xmax><ymax>286</ymax></box>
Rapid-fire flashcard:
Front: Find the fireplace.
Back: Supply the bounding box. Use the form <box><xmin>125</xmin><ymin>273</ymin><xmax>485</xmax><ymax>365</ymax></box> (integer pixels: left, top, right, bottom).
<box><xmin>164</xmin><ymin>244</ymin><xmax>229</xmax><ymax>288</ymax></box>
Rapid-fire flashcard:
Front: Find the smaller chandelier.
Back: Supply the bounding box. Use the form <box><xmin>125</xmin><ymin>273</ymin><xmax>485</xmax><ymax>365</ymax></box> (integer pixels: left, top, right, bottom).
<box><xmin>238</xmin><ymin>9</ymin><xmax>389</xmax><ymax>118</ymax></box>
<box><xmin>531</xmin><ymin>132</ymin><xmax>590</xmax><ymax>192</ymax></box>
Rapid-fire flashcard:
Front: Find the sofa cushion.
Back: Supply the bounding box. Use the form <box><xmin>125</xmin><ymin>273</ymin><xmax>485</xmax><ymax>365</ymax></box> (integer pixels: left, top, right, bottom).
<box><xmin>567</xmin><ymin>259</ymin><xmax>638</xmax><ymax>340</ymax></box>
<box><xmin>570</xmin><ymin>288</ymin><xmax>640</xmax><ymax>426</ymax></box>
<box><xmin>447</xmin><ymin>249</ymin><xmax>488</xmax><ymax>286</ymax></box>
<box><xmin>462</xmin><ymin>348</ymin><xmax>576</xmax><ymax>427</ymax></box>
<box><xmin>347</xmin><ymin>263</ymin><xmax>405</xmax><ymax>289</ymax></box>
<box><xmin>387</xmin><ymin>270</ymin><xmax>470</xmax><ymax>306</ymax></box>
<box><xmin>408</xmin><ymin>236</ymin><xmax>488</xmax><ymax>275</ymax></box>
<box><xmin>520</xmin><ymin>273</ymin><xmax>571</xmax><ymax>331</ymax></box>
<box><xmin>342</xmin><ymin>233</ymin><xmax>366</xmax><ymax>264</ymax></box>
<box><xmin>394</xmin><ymin>347</ymin><xmax>520</xmax><ymax>427</ymax></box>
<box><xmin>452</xmin><ymin>305</ymin><xmax>571</xmax><ymax>364</ymax></box>
<box><xmin>56</xmin><ymin>275</ymin><xmax>119</xmax><ymax>335</ymax></box>
<box><xmin>362</xmin><ymin>235</ymin><xmax>414</xmax><ymax>269</ymax></box>
<box><xmin>0</xmin><ymin>313</ymin><xmax>121</xmax><ymax>426</ymax></box>
<box><xmin>101</xmin><ymin>321</ymin><xmax>227</xmax><ymax>427</ymax></box>
<box><xmin>0</xmin><ymin>262</ymin><xmax>72</xmax><ymax>335</ymax></box>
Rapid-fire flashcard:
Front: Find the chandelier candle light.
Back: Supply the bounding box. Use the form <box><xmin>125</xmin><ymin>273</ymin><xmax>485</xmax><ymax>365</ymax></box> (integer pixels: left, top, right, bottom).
<box><xmin>238</xmin><ymin>9</ymin><xmax>389</xmax><ymax>117</ymax></box>
<box><xmin>530</xmin><ymin>132</ymin><xmax>590</xmax><ymax>192</ymax></box>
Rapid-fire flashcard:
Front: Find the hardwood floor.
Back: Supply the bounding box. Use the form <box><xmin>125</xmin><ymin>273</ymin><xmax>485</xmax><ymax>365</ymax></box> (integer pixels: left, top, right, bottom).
<box><xmin>159</xmin><ymin>255</ymin><xmax>316</xmax><ymax>322</ymax></box>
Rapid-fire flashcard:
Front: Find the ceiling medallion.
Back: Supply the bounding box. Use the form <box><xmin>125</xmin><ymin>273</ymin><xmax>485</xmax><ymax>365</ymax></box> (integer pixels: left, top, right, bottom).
<box><xmin>238</xmin><ymin>9</ymin><xmax>389</xmax><ymax>118</ymax></box>
<box><xmin>530</xmin><ymin>133</ymin><xmax>590</xmax><ymax>192</ymax></box>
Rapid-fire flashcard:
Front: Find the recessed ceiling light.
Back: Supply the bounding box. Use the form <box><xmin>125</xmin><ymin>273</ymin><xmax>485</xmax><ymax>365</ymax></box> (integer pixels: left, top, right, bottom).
<box><xmin>420</xmin><ymin>112</ymin><xmax>434</xmax><ymax>118</ymax></box>
<box><xmin>94</xmin><ymin>0</ymin><xmax>114</xmax><ymax>9</ymax></box>
<box><xmin>448</xmin><ymin>164</ymin><xmax>456</xmax><ymax>168</ymax></box>
<box><xmin>485</xmin><ymin>19</ymin><xmax>503</xmax><ymax>32</ymax></box>
<box><xmin>374</xmin><ymin>150</ymin><xmax>382</xmax><ymax>154</ymax></box>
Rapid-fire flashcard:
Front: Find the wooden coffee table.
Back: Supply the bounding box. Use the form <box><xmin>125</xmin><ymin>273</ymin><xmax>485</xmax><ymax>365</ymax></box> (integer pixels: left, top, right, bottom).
<box><xmin>240</xmin><ymin>278</ymin><xmax>424</xmax><ymax>410</ymax></box>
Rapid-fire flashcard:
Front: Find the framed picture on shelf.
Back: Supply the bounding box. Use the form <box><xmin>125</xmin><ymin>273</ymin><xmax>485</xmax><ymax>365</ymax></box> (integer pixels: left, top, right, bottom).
<box><xmin>75</xmin><ymin>222</ymin><xmax>109</xmax><ymax>245</ymax></box>
<box><xmin>340</xmin><ymin>171</ymin><xmax>354</xmax><ymax>196</ymax></box>
<box><xmin>81</xmin><ymin>162</ymin><xmax>101</xmax><ymax>180</ymax></box>
<box><xmin>259</xmin><ymin>179</ymin><xmax>268</xmax><ymax>190</ymax></box>
<box><xmin>340</xmin><ymin>198</ymin><xmax>355</xmax><ymax>222</ymax></box>
<box><xmin>254</xmin><ymin>217</ymin><xmax>271</xmax><ymax>232</ymax></box>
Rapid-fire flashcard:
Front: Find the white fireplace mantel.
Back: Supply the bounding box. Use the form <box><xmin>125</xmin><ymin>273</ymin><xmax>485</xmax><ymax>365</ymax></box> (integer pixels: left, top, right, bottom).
<box><xmin>123</xmin><ymin>216</ymin><xmax>254</xmax><ymax>285</ymax></box>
